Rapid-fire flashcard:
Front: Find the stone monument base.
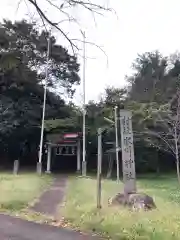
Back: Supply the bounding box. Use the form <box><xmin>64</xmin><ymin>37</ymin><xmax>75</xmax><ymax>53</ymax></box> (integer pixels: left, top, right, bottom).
<box><xmin>108</xmin><ymin>192</ymin><xmax>156</xmax><ymax>211</ymax></box>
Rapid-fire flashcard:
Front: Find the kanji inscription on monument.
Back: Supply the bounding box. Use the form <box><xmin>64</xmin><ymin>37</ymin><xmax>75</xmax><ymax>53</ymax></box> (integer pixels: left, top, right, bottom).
<box><xmin>120</xmin><ymin>110</ymin><xmax>136</xmax><ymax>194</ymax></box>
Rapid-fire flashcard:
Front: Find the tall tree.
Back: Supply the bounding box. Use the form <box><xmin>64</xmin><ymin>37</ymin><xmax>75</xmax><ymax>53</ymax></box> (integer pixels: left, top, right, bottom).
<box><xmin>128</xmin><ymin>51</ymin><xmax>179</xmax><ymax>104</ymax></box>
<box><xmin>0</xmin><ymin>20</ymin><xmax>80</xmax><ymax>154</ymax></box>
<box><xmin>0</xmin><ymin>19</ymin><xmax>80</xmax><ymax>96</ymax></box>
<box><xmin>139</xmin><ymin>91</ymin><xmax>180</xmax><ymax>182</ymax></box>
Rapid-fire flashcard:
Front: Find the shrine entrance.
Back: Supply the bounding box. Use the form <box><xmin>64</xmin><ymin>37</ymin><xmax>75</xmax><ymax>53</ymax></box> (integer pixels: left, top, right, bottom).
<box><xmin>45</xmin><ymin>133</ymin><xmax>81</xmax><ymax>173</ymax></box>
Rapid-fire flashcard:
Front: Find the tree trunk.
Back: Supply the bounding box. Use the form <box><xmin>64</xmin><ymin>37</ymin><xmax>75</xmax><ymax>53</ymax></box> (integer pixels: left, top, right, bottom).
<box><xmin>174</xmin><ymin>129</ymin><xmax>180</xmax><ymax>183</ymax></box>
<box><xmin>176</xmin><ymin>159</ymin><xmax>180</xmax><ymax>184</ymax></box>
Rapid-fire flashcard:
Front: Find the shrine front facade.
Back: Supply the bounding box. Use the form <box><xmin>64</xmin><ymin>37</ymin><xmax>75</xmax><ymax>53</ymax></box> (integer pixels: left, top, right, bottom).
<box><xmin>45</xmin><ymin>132</ymin><xmax>81</xmax><ymax>173</ymax></box>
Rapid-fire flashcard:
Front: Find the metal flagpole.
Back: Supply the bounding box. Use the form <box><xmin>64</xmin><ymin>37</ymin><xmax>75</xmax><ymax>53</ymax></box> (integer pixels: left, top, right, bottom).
<box><xmin>97</xmin><ymin>127</ymin><xmax>102</xmax><ymax>208</ymax></box>
<box><xmin>81</xmin><ymin>30</ymin><xmax>87</xmax><ymax>176</ymax></box>
<box><xmin>114</xmin><ymin>106</ymin><xmax>120</xmax><ymax>182</ymax></box>
<box><xmin>104</xmin><ymin>108</ymin><xmax>120</xmax><ymax>182</ymax></box>
<box><xmin>37</xmin><ymin>33</ymin><xmax>51</xmax><ymax>174</ymax></box>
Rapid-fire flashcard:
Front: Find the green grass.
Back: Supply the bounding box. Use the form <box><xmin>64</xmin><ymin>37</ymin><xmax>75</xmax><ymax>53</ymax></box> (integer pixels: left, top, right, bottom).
<box><xmin>0</xmin><ymin>172</ymin><xmax>52</xmax><ymax>212</ymax></box>
<box><xmin>62</xmin><ymin>175</ymin><xmax>180</xmax><ymax>240</ymax></box>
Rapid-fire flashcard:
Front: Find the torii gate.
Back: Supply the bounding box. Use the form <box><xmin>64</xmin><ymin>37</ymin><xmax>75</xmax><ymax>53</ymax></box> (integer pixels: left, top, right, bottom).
<box><xmin>46</xmin><ymin>132</ymin><xmax>81</xmax><ymax>173</ymax></box>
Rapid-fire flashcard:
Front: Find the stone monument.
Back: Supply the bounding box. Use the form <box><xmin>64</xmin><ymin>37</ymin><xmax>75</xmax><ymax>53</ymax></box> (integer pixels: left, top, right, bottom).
<box><xmin>109</xmin><ymin>110</ymin><xmax>156</xmax><ymax>211</ymax></box>
<box><xmin>120</xmin><ymin>110</ymin><xmax>136</xmax><ymax>194</ymax></box>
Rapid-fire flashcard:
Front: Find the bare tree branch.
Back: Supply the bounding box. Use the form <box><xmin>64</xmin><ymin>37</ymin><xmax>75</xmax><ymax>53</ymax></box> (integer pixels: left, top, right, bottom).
<box><xmin>71</xmin><ymin>37</ymin><xmax>109</xmax><ymax>67</ymax></box>
<box><xmin>24</xmin><ymin>0</ymin><xmax>37</xmax><ymax>21</ymax></box>
<box><xmin>156</xmin><ymin>112</ymin><xmax>174</xmax><ymax>135</ymax></box>
<box><xmin>144</xmin><ymin>130</ymin><xmax>175</xmax><ymax>155</ymax></box>
<box><xmin>16</xmin><ymin>0</ymin><xmax>24</xmax><ymax>14</ymax></box>
<box><xmin>25</xmin><ymin>0</ymin><xmax>111</xmax><ymax>55</ymax></box>
<box><xmin>67</xmin><ymin>0</ymin><xmax>111</xmax><ymax>11</ymax></box>
<box><xmin>147</xmin><ymin>139</ymin><xmax>172</xmax><ymax>154</ymax></box>
<box><xmin>45</xmin><ymin>0</ymin><xmax>75</xmax><ymax>20</ymax></box>
<box><xmin>1</xmin><ymin>103</ymin><xmax>14</xmax><ymax>115</ymax></box>
<box><xmin>27</xmin><ymin>0</ymin><xmax>79</xmax><ymax>53</ymax></box>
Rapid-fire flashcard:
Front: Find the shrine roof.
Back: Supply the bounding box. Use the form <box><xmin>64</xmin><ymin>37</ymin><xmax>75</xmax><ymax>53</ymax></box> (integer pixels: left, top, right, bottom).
<box><xmin>46</xmin><ymin>132</ymin><xmax>81</xmax><ymax>144</ymax></box>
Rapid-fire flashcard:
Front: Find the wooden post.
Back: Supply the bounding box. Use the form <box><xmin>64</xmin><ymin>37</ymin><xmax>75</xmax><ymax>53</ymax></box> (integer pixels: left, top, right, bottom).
<box><xmin>46</xmin><ymin>144</ymin><xmax>52</xmax><ymax>173</ymax></box>
<box><xmin>120</xmin><ymin>110</ymin><xmax>136</xmax><ymax>194</ymax></box>
<box><xmin>77</xmin><ymin>140</ymin><xmax>81</xmax><ymax>172</ymax></box>
<box><xmin>97</xmin><ymin>128</ymin><xmax>102</xmax><ymax>209</ymax></box>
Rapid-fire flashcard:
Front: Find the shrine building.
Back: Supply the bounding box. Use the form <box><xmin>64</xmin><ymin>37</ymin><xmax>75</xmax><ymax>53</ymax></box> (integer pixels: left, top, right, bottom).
<box><xmin>45</xmin><ymin>132</ymin><xmax>81</xmax><ymax>173</ymax></box>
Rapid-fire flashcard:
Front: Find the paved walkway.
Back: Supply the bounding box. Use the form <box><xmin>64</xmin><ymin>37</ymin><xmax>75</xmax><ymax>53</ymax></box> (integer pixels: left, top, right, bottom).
<box><xmin>31</xmin><ymin>175</ymin><xmax>67</xmax><ymax>216</ymax></box>
<box><xmin>0</xmin><ymin>175</ymin><xmax>101</xmax><ymax>239</ymax></box>
<box><xmin>0</xmin><ymin>214</ymin><xmax>99</xmax><ymax>240</ymax></box>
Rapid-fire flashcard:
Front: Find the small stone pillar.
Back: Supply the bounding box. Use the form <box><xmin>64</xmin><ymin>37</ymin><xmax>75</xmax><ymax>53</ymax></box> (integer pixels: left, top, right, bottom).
<box><xmin>13</xmin><ymin>160</ymin><xmax>19</xmax><ymax>175</ymax></box>
<box><xmin>46</xmin><ymin>144</ymin><xmax>52</xmax><ymax>174</ymax></box>
<box><xmin>37</xmin><ymin>162</ymin><xmax>42</xmax><ymax>174</ymax></box>
<box><xmin>77</xmin><ymin>140</ymin><xmax>81</xmax><ymax>172</ymax></box>
<box><xmin>37</xmin><ymin>149</ymin><xmax>42</xmax><ymax>174</ymax></box>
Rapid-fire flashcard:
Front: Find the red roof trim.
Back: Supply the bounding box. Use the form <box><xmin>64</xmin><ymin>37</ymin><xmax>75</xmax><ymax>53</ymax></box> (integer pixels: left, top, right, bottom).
<box><xmin>63</xmin><ymin>133</ymin><xmax>79</xmax><ymax>139</ymax></box>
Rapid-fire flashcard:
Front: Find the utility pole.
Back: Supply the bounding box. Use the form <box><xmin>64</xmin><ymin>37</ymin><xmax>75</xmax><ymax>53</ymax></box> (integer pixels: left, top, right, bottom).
<box><xmin>114</xmin><ymin>106</ymin><xmax>120</xmax><ymax>182</ymax></box>
<box><xmin>81</xmin><ymin>30</ymin><xmax>87</xmax><ymax>176</ymax></box>
<box><xmin>97</xmin><ymin>127</ymin><xmax>102</xmax><ymax>209</ymax></box>
<box><xmin>38</xmin><ymin>34</ymin><xmax>51</xmax><ymax>174</ymax></box>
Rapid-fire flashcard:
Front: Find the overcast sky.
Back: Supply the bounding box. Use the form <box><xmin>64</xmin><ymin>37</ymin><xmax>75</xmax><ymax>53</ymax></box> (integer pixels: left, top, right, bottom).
<box><xmin>1</xmin><ymin>0</ymin><xmax>180</xmax><ymax>104</ymax></box>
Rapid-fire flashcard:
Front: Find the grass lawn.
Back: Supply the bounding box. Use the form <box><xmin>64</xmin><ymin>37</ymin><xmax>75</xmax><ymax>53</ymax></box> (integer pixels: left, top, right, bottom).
<box><xmin>0</xmin><ymin>172</ymin><xmax>52</xmax><ymax>212</ymax></box>
<box><xmin>62</xmin><ymin>175</ymin><xmax>180</xmax><ymax>240</ymax></box>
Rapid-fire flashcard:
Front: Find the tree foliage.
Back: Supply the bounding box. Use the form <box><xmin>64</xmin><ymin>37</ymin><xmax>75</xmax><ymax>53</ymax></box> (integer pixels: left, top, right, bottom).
<box><xmin>82</xmin><ymin>51</ymin><xmax>180</xmax><ymax>176</ymax></box>
<box><xmin>0</xmin><ymin>19</ymin><xmax>80</xmax><ymax>95</ymax></box>
<box><xmin>0</xmin><ymin>19</ymin><xmax>80</xmax><ymax>156</ymax></box>
<box><xmin>2</xmin><ymin>21</ymin><xmax>180</xmax><ymax>178</ymax></box>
